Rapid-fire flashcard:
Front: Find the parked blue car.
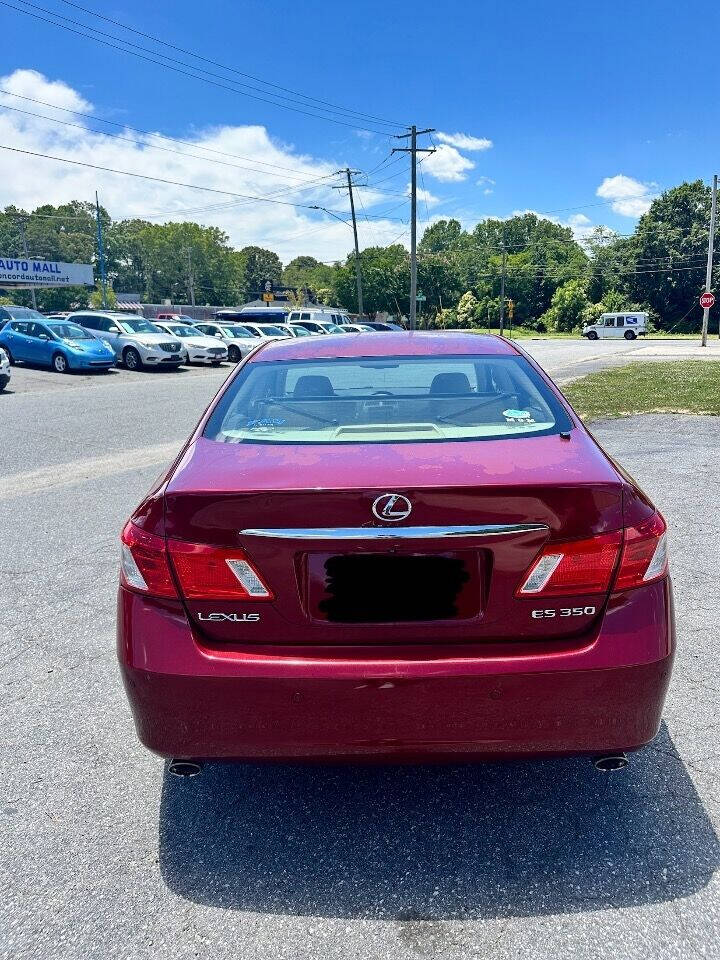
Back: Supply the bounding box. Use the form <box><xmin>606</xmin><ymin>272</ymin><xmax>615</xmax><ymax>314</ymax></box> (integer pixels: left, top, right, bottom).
<box><xmin>0</xmin><ymin>318</ymin><xmax>116</xmax><ymax>373</ymax></box>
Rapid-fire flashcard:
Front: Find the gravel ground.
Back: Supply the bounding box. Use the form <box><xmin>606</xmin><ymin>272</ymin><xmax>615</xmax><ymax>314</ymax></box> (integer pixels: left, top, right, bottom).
<box><xmin>0</xmin><ymin>355</ymin><xmax>718</xmax><ymax>959</ymax></box>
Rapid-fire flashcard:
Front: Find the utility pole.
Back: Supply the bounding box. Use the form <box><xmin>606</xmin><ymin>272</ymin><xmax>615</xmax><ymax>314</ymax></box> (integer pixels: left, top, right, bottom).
<box><xmin>17</xmin><ymin>216</ymin><xmax>38</xmax><ymax>310</ymax></box>
<box><xmin>701</xmin><ymin>174</ymin><xmax>717</xmax><ymax>347</ymax></box>
<box><xmin>499</xmin><ymin>223</ymin><xmax>507</xmax><ymax>336</ymax></box>
<box><xmin>333</xmin><ymin>168</ymin><xmax>364</xmax><ymax>319</ymax></box>
<box><xmin>392</xmin><ymin>126</ymin><xmax>435</xmax><ymax>330</ymax></box>
<box><xmin>186</xmin><ymin>247</ymin><xmax>196</xmax><ymax>306</ymax></box>
<box><xmin>95</xmin><ymin>191</ymin><xmax>108</xmax><ymax>309</ymax></box>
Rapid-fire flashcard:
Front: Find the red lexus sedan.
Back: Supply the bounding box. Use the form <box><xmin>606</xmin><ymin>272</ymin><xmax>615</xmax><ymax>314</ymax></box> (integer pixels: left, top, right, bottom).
<box><xmin>118</xmin><ymin>332</ymin><xmax>674</xmax><ymax>770</ymax></box>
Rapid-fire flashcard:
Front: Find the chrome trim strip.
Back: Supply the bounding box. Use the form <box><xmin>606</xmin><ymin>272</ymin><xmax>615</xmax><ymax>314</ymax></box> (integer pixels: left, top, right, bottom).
<box><xmin>239</xmin><ymin>523</ymin><xmax>548</xmax><ymax>541</ymax></box>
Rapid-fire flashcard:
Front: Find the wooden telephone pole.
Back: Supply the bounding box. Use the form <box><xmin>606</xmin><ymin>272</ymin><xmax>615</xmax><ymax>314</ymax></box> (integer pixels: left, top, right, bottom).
<box><xmin>392</xmin><ymin>127</ymin><xmax>435</xmax><ymax>330</ymax></box>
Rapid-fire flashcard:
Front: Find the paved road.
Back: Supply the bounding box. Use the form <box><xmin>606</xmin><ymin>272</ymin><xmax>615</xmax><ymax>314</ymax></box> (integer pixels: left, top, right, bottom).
<box><xmin>516</xmin><ymin>336</ymin><xmax>720</xmax><ymax>383</ymax></box>
<box><xmin>1</xmin><ymin>346</ymin><xmax>719</xmax><ymax>959</ymax></box>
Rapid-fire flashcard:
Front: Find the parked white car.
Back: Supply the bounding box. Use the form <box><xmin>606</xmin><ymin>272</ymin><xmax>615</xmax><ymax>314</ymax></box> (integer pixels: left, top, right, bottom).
<box><xmin>275</xmin><ymin>323</ymin><xmax>314</xmax><ymax>338</ymax></box>
<box><xmin>192</xmin><ymin>321</ymin><xmax>260</xmax><ymax>363</ymax></box>
<box><xmin>0</xmin><ymin>345</ymin><xmax>10</xmax><ymax>391</ymax></box>
<box><xmin>289</xmin><ymin>319</ymin><xmax>346</xmax><ymax>335</ymax></box>
<box><xmin>236</xmin><ymin>321</ymin><xmax>290</xmax><ymax>341</ymax></box>
<box><xmin>582</xmin><ymin>312</ymin><xmax>648</xmax><ymax>340</ymax></box>
<box><xmin>154</xmin><ymin>321</ymin><xmax>227</xmax><ymax>366</ymax></box>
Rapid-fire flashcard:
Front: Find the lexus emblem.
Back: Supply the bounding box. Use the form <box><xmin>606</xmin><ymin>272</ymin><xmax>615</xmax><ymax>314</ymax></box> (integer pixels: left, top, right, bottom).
<box><xmin>372</xmin><ymin>493</ymin><xmax>412</xmax><ymax>522</ymax></box>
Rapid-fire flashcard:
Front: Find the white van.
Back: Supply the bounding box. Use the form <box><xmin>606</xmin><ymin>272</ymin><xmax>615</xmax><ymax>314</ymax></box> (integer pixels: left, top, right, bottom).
<box><xmin>582</xmin><ymin>312</ymin><xmax>648</xmax><ymax>340</ymax></box>
<box><xmin>287</xmin><ymin>308</ymin><xmax>350</xmax><ymax>328</ymax></box>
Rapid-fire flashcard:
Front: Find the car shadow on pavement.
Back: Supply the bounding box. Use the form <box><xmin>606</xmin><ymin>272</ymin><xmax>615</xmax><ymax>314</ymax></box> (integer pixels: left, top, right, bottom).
<box><xmin>158</xmin><ymin>723</ymin><xmax>719</xmax><ymax>920</ymax></box>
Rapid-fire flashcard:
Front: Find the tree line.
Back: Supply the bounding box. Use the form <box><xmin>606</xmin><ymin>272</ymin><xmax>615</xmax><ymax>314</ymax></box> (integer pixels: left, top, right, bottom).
<box><xmin>0</xmin><ymin>180</ymin><xmax>715</xmax><ymax>332</ymax></box>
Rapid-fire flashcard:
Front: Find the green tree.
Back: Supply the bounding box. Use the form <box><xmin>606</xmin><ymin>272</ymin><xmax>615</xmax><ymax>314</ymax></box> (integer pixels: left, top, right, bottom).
<box><xmin>237</xmin><ymin>246</ymin><xmax>283</xmax><ymax>298</ymax></box>
<box><xmin>540</xmin><ymin>278</ymin><xmax>590</xmax><ymax>331</ymax></box>
<box><xmin>0</xmin><ymin>202</ymin><xmax>100</xmax><ymax>310</ymax></box>
<box><xmin>332</xmin><ymin>244</ymin><xmax>410</xmax><ymax>315</ymax></box>
<box><xmin>623</xmin><ymin>181</ymin><xmax>712</xmax><ymax>330</ymax></box>
<box><xmin>281</xmin><ymin>255</ymin><xmax>336</xmax><ymax>297</ymax></box>
<box><xmin>456</xmin><ymin>290</ymin><xmax>481</xmax><ymax>328</ymax></box>
<box><xmin>89</xmin><ymin>282</ymin><xmax>118</xmax><ymax>309</ymax></box>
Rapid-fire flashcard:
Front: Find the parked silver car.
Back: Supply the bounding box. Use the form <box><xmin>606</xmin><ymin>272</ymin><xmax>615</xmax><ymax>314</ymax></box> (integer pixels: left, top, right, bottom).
<box><xmin>0</xmin><ymin>346</ymin><xmax>10</xmax><ymax>391</ymax></box>
<box><xmin>69</xmin><ymin>312</ymin><xmax>184</xmax><ymax>370</ymax></box>
<box><xmin>192</xmin><ymin>322</ymin><xmax>260</xmax><ymax>363</ymax></box>
<box><xmin>154</xmin><ymin>321</ymin><xmax>227</xmax><ymax>366</ymax></box>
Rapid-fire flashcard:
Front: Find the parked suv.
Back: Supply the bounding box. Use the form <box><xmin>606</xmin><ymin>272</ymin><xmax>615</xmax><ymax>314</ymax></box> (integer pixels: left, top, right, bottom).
<box><xmin>69</xmin><ymin>311</ymin><xmax>184</xmax><ymax>370</ymax></box>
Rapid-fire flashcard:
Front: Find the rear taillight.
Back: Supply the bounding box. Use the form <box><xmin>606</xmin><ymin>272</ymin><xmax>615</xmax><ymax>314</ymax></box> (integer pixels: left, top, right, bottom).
<box><xmin>517</xmin><ymin>531</ymin><xmax>622</xmax><ymax>597</ymax></box>
<box><xmin>517</xmin><ymin>512</ymin><xmax>669</xmax><ymax>598</ymax></box>
<box><xmin>167</xmin><ymin>539</ymin><xmax>273</xmax><ymax>600</ymax></box>
<box><xmin>120</xmin><ymin>522</ymin><xmax>177</xmax><ymax>598</ymax></box>
<box><xmin>615</xmin><ymin>512</ymin><xmax>668</xmax><ymax>590</ymax></box>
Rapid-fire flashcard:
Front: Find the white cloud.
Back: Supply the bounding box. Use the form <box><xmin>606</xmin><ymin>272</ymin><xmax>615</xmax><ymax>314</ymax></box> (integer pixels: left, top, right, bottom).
<box><xmin>422</xmin><ymin>144</ymin><xmax>475</xmax><ymax>182</ymax></box>
<box><xmin>437</xmin><ymin>131</ymin><xmax>493</xmax><ymax>151</ymax></box>
<box><xmin>509</xmin><ymin>208</ymin><xmax>596</xmax><ymax>241</ymax></box>
<box><xmin>1</xmin><ymin>68</ymin><xmax>91</xmax><ymax>117</ymax></box>
<box><xmin>476</xmin><ymin>176</ymin><xmax>495</xmax><ymax>186</ymax></box>
<box><xmin>0</xmin><ymin>69</ymin><xmax>407</xmax><ymax>263</ymax></box>
<box><xmin>596</xmin><ymin>174</ymin><xmax>657</xmax><ymax>217</ymax></box>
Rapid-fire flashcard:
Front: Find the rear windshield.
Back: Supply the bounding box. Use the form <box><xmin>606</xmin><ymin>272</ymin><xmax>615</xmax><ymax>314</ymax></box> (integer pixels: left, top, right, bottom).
<box><xmin>204</xmin><ymin>354</ymin><xmax>573</xmax><ymax>445</ymax></box>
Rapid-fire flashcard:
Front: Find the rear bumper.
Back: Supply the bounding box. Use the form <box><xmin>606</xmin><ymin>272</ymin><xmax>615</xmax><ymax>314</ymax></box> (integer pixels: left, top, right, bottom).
<box><xmin>118</xmin><ymin>580</ymin><xmax>675</xmax><ymax>762</ymax></box>
<box><xmin>121</xmin><ymin>658</ymin><xmax>673</xmax><ymax>761</ymax></box>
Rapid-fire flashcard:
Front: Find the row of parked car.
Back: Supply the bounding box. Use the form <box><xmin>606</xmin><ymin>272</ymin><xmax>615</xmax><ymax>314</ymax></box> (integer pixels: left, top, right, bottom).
<box><xmin>0</xmin><ymin>304</ymin><xmax>403</xmax><ymax>385</ymax></box>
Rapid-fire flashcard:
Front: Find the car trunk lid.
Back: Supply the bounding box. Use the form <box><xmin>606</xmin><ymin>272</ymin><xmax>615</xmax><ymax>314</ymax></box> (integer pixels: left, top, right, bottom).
<box><xmin>163</xmin><ymin>434</ymin><xmax>624</xmax><ymax>645</ymax></box>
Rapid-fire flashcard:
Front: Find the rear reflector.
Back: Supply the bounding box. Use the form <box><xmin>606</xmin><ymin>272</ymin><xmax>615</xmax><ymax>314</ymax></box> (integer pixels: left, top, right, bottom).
<box><xmin>120</xmin><ymin>522</ymin><xmax>177</xmax><ymax>598</ymax></box>
<box><xmin>167</xmin><ymin>540</ymin><xmax>273</xmax><ymax>600</ymax></box>
<box><xmin>517</xmin><ymin>532</ymin><xmax>622</xmax><ymax>597</ymax></box>
<box><xmin>615</xmin><ymin>512</ymin><xmax>668</xmax><ymax>590</ymax></box>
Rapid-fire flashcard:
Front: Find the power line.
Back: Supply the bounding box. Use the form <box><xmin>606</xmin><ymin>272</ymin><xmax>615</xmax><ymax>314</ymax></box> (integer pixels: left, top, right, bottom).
<box><xmin>0</xmin><ymin>89</ymin><xmax>356</xmax><ymax>178</ymax></box>
<box><xmin>0</xmin><ymin>143</ymin><xmax>409</xmax><ymax>220</ymax></box>
<box><xmin>0</xmin><ymin>98</ymin><xmax>347</xmax><ymax>185</ymax></box>
<box><xmin>56</xmin><ymin>0</ymin><xmax>405</xmax><ymax>129</ymax></box>
<box><xmin>2</xmin><ymin>0</ymin><xmax>399</xmax><ymax>135</ymax></box>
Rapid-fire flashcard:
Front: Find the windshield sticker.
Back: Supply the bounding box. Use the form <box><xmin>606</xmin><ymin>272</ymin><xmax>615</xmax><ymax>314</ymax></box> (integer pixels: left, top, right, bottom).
<box><xmin>247</xmin><ymin>417</ymin><xmax>287</xmax><ymax>432</ymax></box>
<box><xmin>503</xmin><ymin>408</ymin><xmax>535</xmax><ymax>423</ymax></box>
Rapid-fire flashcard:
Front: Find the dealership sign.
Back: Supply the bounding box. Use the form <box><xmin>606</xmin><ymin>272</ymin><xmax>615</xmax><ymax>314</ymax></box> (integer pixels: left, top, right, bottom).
<box><xmin>0</xmin><ymin>257</ymin><xmax>94</xmax><ymax>288</ymax></box>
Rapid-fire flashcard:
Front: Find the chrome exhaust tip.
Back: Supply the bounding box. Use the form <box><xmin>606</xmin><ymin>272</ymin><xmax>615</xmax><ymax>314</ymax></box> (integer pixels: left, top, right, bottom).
<box><xmin>168</xmin><ymin>759</ymin><xmax>203</xmax><ymax>778</ymax></box>
<box><xmin>593</xmin><ymin>753</ymin><xmax>628</xmax><ymax>772</ymax></box>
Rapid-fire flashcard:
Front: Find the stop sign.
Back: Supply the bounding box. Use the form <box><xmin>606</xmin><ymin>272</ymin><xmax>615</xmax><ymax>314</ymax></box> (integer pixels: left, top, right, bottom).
<box><xmin>700</xmin><ymin>292</ymin><xmax>715</xmax><ymax>309</ymax></box>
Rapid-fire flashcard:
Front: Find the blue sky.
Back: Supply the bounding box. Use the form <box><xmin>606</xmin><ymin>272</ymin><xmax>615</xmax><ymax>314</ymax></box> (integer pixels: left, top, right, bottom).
<box><xmin>1</xmin><ymin>0</ymin><xmax>719</xmax><ymax>260</ymax></box>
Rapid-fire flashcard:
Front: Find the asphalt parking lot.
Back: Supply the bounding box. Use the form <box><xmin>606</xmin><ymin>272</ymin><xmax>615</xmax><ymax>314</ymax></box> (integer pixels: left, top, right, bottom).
<box><xmin>1</xmin><ymin>338</ymin><xmax>719</xmax><ymax>959</ymax></box>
